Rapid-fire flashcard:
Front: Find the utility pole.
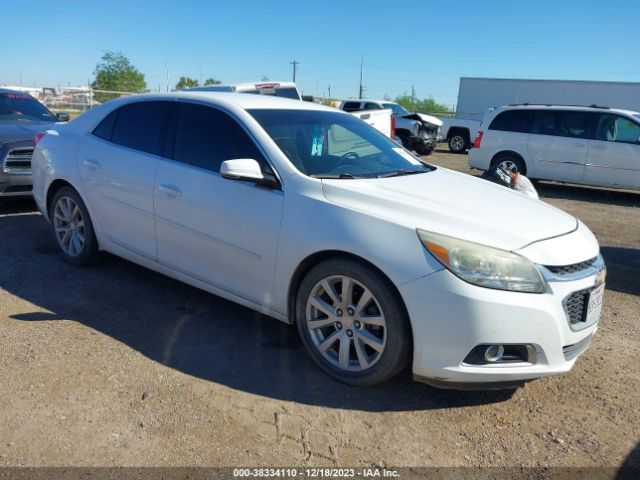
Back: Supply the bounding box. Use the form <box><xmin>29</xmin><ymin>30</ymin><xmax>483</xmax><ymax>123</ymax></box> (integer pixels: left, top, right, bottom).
<box><xmin>290</xmin><ymin>60</ymin><xmax>299</xmax><ymax>82</ymax></box>
<box><xmin>19</xmin><ymin>71</ymin><xmax>22</xmax><ymax>86</ymax></box>
<box><xmin>165</xmin><ymin>60</ymin><xmax>170</xmax><ymax>92</ymax></box>
<box><xmin>328</xmin><ymin>84</ymin><xmax>331</xmax><ymax>99</ymax></box>
<box><xmin>410</xmin><ymin>84</ymin><xmax>416</xmax><ymax>111</ymax></box>
<box><xmin>358</xmin><ymin>54</ymin><xmax>364</xmax><ymax>99</ymax></box>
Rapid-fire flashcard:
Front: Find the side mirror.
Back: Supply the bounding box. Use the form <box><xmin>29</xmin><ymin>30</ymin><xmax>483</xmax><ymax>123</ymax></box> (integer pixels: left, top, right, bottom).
<box><xmin>220</xmin><ymin>159</ymin><xmax>264</xmax><ymax>182</ymax></box>
<box><xmin>56</xmin><ymin>112</ymin><xmax>70</xmax><ymax>122</ymax></box>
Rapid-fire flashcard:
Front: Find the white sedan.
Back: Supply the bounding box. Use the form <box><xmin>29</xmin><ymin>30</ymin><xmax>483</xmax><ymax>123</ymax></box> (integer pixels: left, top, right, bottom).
<box><xmin>31</xmin><ymin>92</ymin><xmax>606</xmax><ymax>388</ymax></box>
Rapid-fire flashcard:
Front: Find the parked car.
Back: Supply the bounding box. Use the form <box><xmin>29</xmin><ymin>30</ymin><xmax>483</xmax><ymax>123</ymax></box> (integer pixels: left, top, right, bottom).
<box><xmin>33</xmin><ymin>93</ymin><xmax>605</xmax><ymax>389</ymax></box>
<box><xmin>186</xmin><ymin>81</ymin><xmax>301</xmax><ymax>100</ymax></box>
<box><xmin>440</xmin><ymin>117</ymin><xmax>482</xmax><ymax>153</ymax></box>
<box><xmin>338</xmin><ymin>100</ymin><xmax>442</xmax><ymax>155</ymax></box>
<box><xmin>0</xmin><ymin>88</ymin><xmax>68</xmax><ymax>200</ymax></box>
<box><xmin>469</xmin><ymin>104</ymin><xmax>640</xmax><ymax>190</ymax></box>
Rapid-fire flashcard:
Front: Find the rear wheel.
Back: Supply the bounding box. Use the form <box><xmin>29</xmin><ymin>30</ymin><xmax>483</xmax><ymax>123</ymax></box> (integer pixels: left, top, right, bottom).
<box><xmin>493</xmin><ymin>155</ymin><xmax>525</xmax><ymax>175</ymax></box>
<box><xmin>448</xmin><ymin>133</ymin><xmax>468</xmax><ymax>153</ymax></box>
<box><xmin>295</xmin><ymin>259</ymin><xmax>411</xmax><ymax>386</ymax></box>
<box><xmin>50</xmin><ymin>187</ymin><xmax>98</xmax><ymax>265</ymax></box>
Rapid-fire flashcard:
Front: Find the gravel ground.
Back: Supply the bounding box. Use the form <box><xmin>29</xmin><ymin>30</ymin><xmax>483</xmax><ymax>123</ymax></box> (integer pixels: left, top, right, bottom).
<box><xmin>0</xmin><ymin>150</ymin><xmax>638</xmax><ymax>470</ymax></box>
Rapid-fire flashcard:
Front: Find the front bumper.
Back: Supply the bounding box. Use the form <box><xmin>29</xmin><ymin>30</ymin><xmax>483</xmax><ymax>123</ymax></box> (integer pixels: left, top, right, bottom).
<box><xmin>400</xmin><ymin>267</ymin><xmax>602</xmax><ymax>389</ymax></box>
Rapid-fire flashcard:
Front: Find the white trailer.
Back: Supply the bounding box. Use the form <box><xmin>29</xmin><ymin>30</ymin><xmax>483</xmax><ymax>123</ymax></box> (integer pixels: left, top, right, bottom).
<box><xmin>441</xmin><ymin>77</ymin><xmax>640</xmax><ymax>153</ymax></box>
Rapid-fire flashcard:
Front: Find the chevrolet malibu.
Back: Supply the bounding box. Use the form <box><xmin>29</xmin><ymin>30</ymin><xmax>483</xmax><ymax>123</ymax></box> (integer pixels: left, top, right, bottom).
<box><xmin>31</xmin><ymin>93</ymin><xmax>606</xmax><ymax>388</ymax></box>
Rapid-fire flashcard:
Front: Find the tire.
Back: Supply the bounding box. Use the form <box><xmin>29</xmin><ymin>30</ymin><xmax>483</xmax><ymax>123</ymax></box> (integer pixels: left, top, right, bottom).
<box><xmin>295</xmin><ymin>258</ymin><xmax>412</xmax><ymax>386</ymax></box>
<box><xmin>414</xmin><ymin>144</ymin><xmax>433</xmax><ymax>156</ymax></box>
<box><xmin>492</xmin><ymin>155</ymin><xmax>526</xmax><ymax>175</ymax></box>
<box><xmin>49</xmin><ymin>186</ymin><xmax>99</xmax><ymax>266</ymax></box>
<box><xmin>448</xmin><ymin>133</ymin><xmax>468</xmax><ymax>153</ymax></box>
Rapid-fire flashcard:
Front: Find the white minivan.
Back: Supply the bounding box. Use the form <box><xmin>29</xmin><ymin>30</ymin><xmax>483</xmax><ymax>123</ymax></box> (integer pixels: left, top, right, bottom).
<box><xmin>469</xmin><ymin>104</ymin><xmax>640</xmax><ymax>190</ymax></box>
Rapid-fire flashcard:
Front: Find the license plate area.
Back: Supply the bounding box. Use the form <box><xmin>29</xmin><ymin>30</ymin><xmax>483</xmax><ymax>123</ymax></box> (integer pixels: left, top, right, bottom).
<box><xmin>586</xmin><ymin>283</ymin><xmax>605</xmax><ymax>325</ymax></box>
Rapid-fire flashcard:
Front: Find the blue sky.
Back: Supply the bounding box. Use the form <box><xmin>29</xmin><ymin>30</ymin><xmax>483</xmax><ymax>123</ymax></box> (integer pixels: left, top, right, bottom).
<box><xmin>1</xmin><ymin>0</ymin><xmax>638</xmax><ymax>107</ymax></box>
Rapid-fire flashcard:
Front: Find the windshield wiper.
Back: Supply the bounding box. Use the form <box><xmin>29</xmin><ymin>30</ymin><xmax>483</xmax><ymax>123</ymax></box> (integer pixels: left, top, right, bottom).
<box><xmin>311</xmin><ymin>173</ymin><xmax>361</xmax><ymax>179</ymax></box>
<box><xmin>376</xmin><ymin>169</ymin><xmax>425</xmax><ymax>178</ymax></box>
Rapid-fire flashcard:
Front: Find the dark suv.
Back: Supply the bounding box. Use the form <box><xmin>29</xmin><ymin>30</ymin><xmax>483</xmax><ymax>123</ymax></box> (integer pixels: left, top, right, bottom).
<box><xmin>0</xmin><ymin>88</ymin><xmax>68</xmax><ymax>199</ymax></box>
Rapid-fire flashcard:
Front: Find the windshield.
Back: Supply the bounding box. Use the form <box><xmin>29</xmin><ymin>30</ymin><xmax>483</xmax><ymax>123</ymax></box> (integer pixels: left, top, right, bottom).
<box><xmin>0</xmin><ymin>92</ymin><xmax>56</xmax><ymax>122</ymax></box>
<box><xmin>249</xmin><ymin>109</ymin><xmax>433</xmax><ymax>178</ymax></box>
<box><xmin>382</xmin><ymin>103</ymin><xmax>409</xmax><ymax>116</ymax></box>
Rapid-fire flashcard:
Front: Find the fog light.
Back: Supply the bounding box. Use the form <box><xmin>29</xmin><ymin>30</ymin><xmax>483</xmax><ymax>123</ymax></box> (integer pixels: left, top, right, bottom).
<box><xmin>484</xmin><ymin>345</ymin><xmax>505</xmax><ymax>362</ymax></box>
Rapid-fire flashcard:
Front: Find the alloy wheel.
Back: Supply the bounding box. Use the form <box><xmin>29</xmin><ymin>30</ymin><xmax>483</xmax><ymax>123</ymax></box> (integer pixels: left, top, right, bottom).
<box><xmin>497</xmin><ymin>159</ymin><xmax>519</xmax><ymax>173</ymax></box>
<box><xmin>53</xmin><ymin>196</ymin><xmax>86</xmax><ymax>257</ymax></box>
<box><xmin>450</xmin><ymin>135</ymin><xmax>465</xmax><ymax>151</ymax></box>
<box><xmin>305</xmin><ymin>275</ymin><xmax>387</xmax><ymax>372</ymax></box>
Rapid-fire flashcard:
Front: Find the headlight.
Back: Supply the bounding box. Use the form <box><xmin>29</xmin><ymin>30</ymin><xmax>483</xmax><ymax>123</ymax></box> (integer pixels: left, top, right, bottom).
<box><xmin>417</xmin><ymin>230</ymin><xmax>547</xmax><ymax>293</ymax></box>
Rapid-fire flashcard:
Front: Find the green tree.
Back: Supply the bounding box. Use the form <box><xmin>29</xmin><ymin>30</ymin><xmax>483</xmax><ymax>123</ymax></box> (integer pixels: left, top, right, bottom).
<box><xmin>203</xmin><ymin>77</ymin><xmax>222</xmax><ymax>85</ymax></box>
<box><xmin>91</xmin><ymin>51</ymin><xmax>146</xmax><ymax>102</ymax></box>
<box><xmin>175</xmin><ymin>76</ymin><xmax>199</xmax><ymax>90</ymax></box>
<box><xmin>394</xmin><ymin>94</ymin><xmax>452</xmax><ymax>114</ymax></box>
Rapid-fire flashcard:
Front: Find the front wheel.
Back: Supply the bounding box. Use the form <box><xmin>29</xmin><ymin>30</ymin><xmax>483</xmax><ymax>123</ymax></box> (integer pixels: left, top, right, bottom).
<box><xmin>295</xmin><ymin>259</ymin><xmax>411</xmax><ymax>386</ymax></box>
<box><xmin>50</xmin><ymin>186</ymin><xmax>99</xmax><ymax>265</ymax></box>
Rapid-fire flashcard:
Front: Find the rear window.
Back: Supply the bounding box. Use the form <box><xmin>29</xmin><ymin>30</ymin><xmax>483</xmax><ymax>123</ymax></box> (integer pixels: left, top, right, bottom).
<box><xmin>244</xmin><ymin>87</ymin><xmax>300</xmax><ymax>100</ymax></box>
<box><xmin>0</xmin><ymin>92</ymin><xmax>56</xmax><ymax>122</ymax></box>
<box><xmin>488</xmin><ymin>110</ymin><xmax>534</xmax><ymax>133</ymax></box>
<box><xmin>92</xmin><ymin>110</ymin><xmax>118</xmax><ymax>141</ymax></box>
<box><xmin>341</xmin><ymin>102</ymin><xmax>362</xmax><ymax>112</ymax></box>
<box><xmin>110</xmin><ymin>101</ymin><xmax>171</xmax><ymax>155</ymax></box>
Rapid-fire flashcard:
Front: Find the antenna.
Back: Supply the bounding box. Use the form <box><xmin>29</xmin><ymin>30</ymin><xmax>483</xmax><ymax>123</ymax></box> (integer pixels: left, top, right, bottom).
<box><xmin>358</xmin><ymin>54</ymin><xmax>364</xmax><ymax>99</ymax></box>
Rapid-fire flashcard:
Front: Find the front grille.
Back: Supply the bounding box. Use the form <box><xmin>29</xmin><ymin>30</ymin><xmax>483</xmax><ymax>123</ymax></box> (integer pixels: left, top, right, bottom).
<box><xmin>3</xmin><ymin>148</ymin><xmax>33</xmax><ymax>173</ymax></box>
<box><xmin>546</xmin><ymin>257</ymin><xmax>597</xmax><ymax>275</ymax></box>
<box><xmin>563</xmin><ymin>288</ymin><xmax>591</xmax><ymax>325</ymax></box>
<box><xmin>563</xmin><ymin>334</ymin><xmax>593</xmax><ymax>361</ymax></box>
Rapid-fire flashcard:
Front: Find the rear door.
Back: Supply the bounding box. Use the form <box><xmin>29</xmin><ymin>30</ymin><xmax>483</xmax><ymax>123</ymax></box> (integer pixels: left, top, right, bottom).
<box><xmin>153</xmin><ymin>101</ymin><xmax>284</xmax><ymax>304</ymax></box>
<box><xmin>526</xmin><ymin>109</ymin><xmax>595</xmax><ymax>182</ymax></box>
<box><xmin>79</xmin><ymin>101</ymin><xmax>171</xmax><ymax>259</ymax></box>
<box><xmin>584</xmin><ymin>114</ymin><xmax>640</xmax><ymax>189</ymax></box>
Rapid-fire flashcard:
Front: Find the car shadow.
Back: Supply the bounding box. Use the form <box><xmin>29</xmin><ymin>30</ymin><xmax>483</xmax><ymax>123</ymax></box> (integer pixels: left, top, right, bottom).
<box><xmin>600</xmin><ymin>246</ymin><xmax>640</xmax><ymax>296</ymax></box>
<box><xmin>536</xmin><ymin>181</ymin><xmax>640</xmax><ymax>208</ymax></box>
<box><xmin>0</xmin><ymin>197</ymin><xmax>38</xmax><ymax>215</ymax></box>
<box><xmin>0</xmin><ymin>213</ymin><xmax>516</xmax><ymax>412</ymax></box>
<box><xmin>617</xmin><ymin>442</ymin><xmax>640</xmax><ymax>479</ymax></box>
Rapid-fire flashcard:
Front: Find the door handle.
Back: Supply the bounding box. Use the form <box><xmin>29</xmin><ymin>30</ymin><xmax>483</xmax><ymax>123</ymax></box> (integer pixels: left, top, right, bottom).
<box><xmin>591</xmin><ymin>144</ymin><xmax>606</xmax><ymax>150</ymax></box>
<box><xmin>571</xmin><ymin>143</ymin><xmax>585</xmax><ymax>148</ymax></box>
<box><xmin>159</xmin><ymin>184</ymin><xmax>182</xmax><ymax>198</ymax></box>
<box><xmin>83</xmin><ymin>159</ymin><xmax>101</xmax><ymax>170</ymax></box>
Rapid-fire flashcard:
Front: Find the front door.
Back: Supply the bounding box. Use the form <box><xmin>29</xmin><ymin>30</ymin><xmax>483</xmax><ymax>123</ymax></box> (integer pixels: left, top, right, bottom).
<box><xmin>153</xmin><ymin>101</ymin><xmax>283</xmax><ymax>305</ymax></box>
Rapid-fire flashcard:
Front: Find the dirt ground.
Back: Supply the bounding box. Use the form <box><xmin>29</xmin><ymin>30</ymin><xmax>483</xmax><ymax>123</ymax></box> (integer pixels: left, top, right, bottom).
<box><xmin>0</xmin><ymin>150</ymin><xmax>638</xmax><ymax>470</ymax></box>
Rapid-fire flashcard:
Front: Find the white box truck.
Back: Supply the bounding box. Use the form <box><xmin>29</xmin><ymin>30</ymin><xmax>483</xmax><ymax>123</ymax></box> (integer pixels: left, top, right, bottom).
<box><xmin>441</xmin><ymin>77</ymin><xmax>640</xmax><ymax>153</ymax></box>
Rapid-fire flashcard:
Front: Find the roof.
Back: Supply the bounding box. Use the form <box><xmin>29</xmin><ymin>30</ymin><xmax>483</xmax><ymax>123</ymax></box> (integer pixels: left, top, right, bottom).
<box><xmin>174</xmin><ymin>91</ymin><xmax>336</xmax><ymax>111</ymax></box>
<box><xmin>460</xmin><ymin>77</ymin><xmax>640</xmax><ymax>87</ymax></box>
<box><xmin>494</xmin><ymin>103</ymin><xmax>640</xmax><ymax>116</ymax></box>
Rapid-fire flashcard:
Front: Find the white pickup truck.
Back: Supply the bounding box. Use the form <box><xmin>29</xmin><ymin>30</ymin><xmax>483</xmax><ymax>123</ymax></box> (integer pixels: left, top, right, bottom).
<box><xmin>439</xmin><ymin>117</ymin><xmax>482</xmax><ymax>153</ymax></box>
<box><xmin>338</xmin><ymin>100</ymin><xmax>441</xmax><ymax>155</ymax></box>
<box><xmin>349</xmin><ymin>108</ymin><xmax>395</xmax><ymax>139</ymax></box>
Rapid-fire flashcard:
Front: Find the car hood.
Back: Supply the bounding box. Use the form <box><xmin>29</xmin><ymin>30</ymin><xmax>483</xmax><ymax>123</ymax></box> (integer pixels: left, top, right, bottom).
<box><xmin>0</xmin><ymin>122</ymin><xmax>57</xmax><ymax>144</ymax></box>
<box><xmin>401</xmin><ymin>112</ymin><xmax>443</xmax><ymax>128</ymax></box>
<box><xmin>321</xmin><ymin>167</ymin><xmax>578</xmax><ymax>253</ymax></box>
